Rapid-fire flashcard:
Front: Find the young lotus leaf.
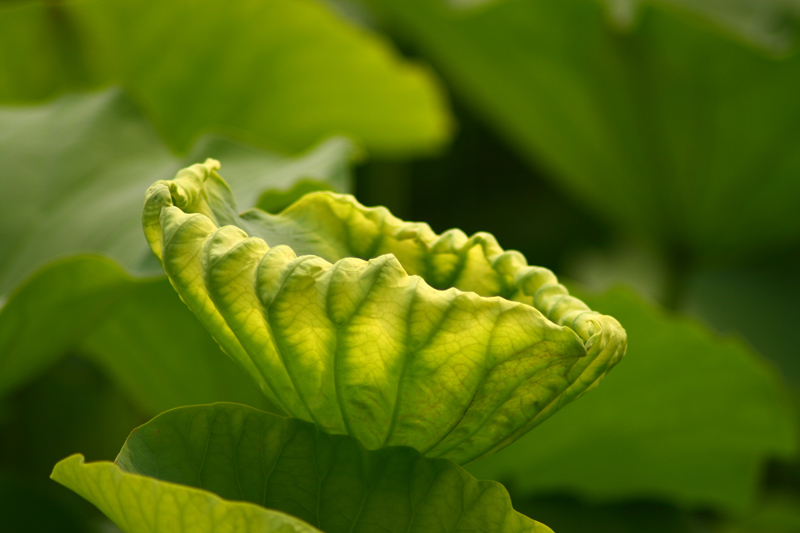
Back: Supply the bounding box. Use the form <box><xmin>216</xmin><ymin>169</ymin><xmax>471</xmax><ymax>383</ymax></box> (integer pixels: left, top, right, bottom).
<box><xmin>142</xmin><ymin>161</ymin><xmax>627</xmax><ymax>464</ymax></box>
<box><xmin>52</xmin><ymin>403</ymin><xmax>550</xmax><ymax>532</ymax></box>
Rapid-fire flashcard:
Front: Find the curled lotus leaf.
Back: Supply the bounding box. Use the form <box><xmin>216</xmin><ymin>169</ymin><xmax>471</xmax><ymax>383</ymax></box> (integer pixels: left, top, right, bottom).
<box><xmin>142</xmin><ymin>160</ymin><xmax>627</xmax><ymax>464</ymax></box>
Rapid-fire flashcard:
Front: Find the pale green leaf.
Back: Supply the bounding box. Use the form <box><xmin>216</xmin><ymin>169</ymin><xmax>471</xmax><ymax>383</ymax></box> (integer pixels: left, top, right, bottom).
<box><xmin>52</xmin><ymin>460</ymin><xmax>321</xmax><ymax>533</ymax></box>
<box><xmin>0</xmin><ymin>0</ymin><xmax>451</xmax><ymax>156</ymax></box>
<box><xmin>52</xmin><ymin>403</ymin><xmax>549</xmax><ymax>533</ymax></box>
<box><xmin>467</xmin><ymin>286</ymin><xmax>798</xmax><ymax>512</ymax></box>
<box><xmin>142</xmin><ymin>161</ymin><xmax>627</xmax><ymax>464</ymax></box>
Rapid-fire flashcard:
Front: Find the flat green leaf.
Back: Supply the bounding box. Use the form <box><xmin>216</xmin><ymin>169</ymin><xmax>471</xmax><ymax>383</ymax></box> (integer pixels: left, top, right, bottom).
<box><xmin>467</xmin><ymin>286</ymin><xmax>798</xmax><ymax>512</ymax></box>
<box><xmin>0</xmin><ymin>0</ymin><xmax>451</xmax><ymax>156</ymax></box>
<box><xmin>0</xmin><ymin>89</ymin><xmax>357</xmax><ymax>404</ymax></box>
<box><xmin>52</xmin><ymin>403</ymin><xmax>548</xmax><ymax>533</ymax></box>
<box><xmin>142</xmin><ymin>161</ymin><xmax>626</xmax><ymax>464</ymax></box>
<box><xmin>363</xmin><ymin>0</ymin><xmax>800</xmax><ymax>258</ymax></box>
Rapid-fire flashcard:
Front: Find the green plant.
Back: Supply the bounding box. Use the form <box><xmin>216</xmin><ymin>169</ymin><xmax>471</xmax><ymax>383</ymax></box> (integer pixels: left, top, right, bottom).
<box><xmin>51</xmin><ymin>160</ymin><xmax>627</xmax><ymax>531</ymax></box>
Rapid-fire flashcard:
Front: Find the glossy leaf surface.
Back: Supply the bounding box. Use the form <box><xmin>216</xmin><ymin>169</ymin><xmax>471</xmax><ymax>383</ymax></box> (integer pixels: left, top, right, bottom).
<box><xmin>0</xmin><ymin>0</ymin><xmax>450</xmax><ymax>156</ymax></box>
<box><xmin>52</xmin><ymin>403</ymin><xmax>550</xmax><ymax>533</ymax></box>
<box><xmin>364</xmin><ymin>0</ymin><xmax>800</xmax><ymax>258</ymax></box>
<box><xmin>468</xmin><ymin>286</ymin><xmax>798</xmax><ymax>511</ymax></box>
<box><xmin>143</xmin><ymin>162</ymin><xmax>626</xmax><ymax>464</ymax></box>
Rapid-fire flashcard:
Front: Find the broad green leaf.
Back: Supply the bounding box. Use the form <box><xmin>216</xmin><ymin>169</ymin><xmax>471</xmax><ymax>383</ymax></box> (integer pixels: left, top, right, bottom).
<box><xmin>362</xmin><ymin>0</ymin><xmax>800</xmax><ymax>258</ymax></box>
<box><xmin>52</xmin><ymin>403</ymin><xmax>549</xmax><ymax>533</ymax></box>
<box><xmin>468</xmin><ymin>286</ymin><xmax>798</xmax><ymax>512</ymax></box>
<box><xmin>0</xmin><ymin>89</ymin><xmax>357</xmax><ymax>404</ymax></box>
<box><xmin>142</xmin><ymin>161</ymin><xmax>626</xmax><ymax>464</ymax></box>
<box><xmin>0</xmin><ymin>0</ymin><xmax>451</xmax><ymax>156</ymax></box>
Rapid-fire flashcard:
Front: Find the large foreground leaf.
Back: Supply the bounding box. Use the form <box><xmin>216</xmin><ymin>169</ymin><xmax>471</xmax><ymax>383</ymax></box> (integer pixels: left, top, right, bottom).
<box><xmin>0</xmin><ymin>0</ymin><xmax>450</xmax><ymax>156</ymax></box>
<box><xmin>52</xmin><ymin>403</ymin><xmax>549</xmax><ymax>532</ymax></box>
<box><xmin>468</xmin><ymin>286</ymin><xmax>798</xmax><ymax>512</ymax></box>
<box><xmin>364</xmin><ymin>0</ymin><xmax>800</xmax><ymax>258</ymax></box>
<box><xmin>142</xmin><ymin>161</ymin><xmax>626</xmax><ymax>464</ymax></box>
<box><xmin>0</xmin><ymin>89</ymin><xmax>356</xmax><ymax>405</ymax></box>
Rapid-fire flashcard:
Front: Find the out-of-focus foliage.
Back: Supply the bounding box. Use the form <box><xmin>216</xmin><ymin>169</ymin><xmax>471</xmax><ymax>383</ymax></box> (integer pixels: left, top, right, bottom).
<box><xmin>468</xmin><ymin>286</ymin><xmax>797</xmax><ymax>512</ymax></box>
<box><xmin>362</xmin><ymin>0</ymin><xmax>800</xmax><ymax>260</ymax></box>
<box><xmin>718</xmin><ymin>492</ymin><xmax>800</xmax><ymax>533</ymax></box>
<box><xmin>0</xmin><ymin>89</ymin><xmax>357</xmax><ymax>407</ymax></box>
<box><xmin>685</xmin><ymin>253</ymin><xmax>800</xmax><ymax>391</ymax></box>
<box><xmin>0</xmin><ymin>0</ymin><xmax>451</xmax><ymax>156</ymax></box>
<box><xmin>514</xmin><ymin>496</ymin><xmax>706</xmax><ymax>533</ymax></box>
<box><xmin>603</xmin><ymin>0</ymin><xmax>800</xmax><ymax>52</ymax></box>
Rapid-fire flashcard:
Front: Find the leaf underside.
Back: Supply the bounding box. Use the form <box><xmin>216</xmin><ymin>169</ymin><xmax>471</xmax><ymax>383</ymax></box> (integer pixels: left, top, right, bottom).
<box><xmin>142</xmin><ymin>161</ymin><xmax>626</xmax><ymax>464</ymax></box>
<box><xmin>52</xmin><ymin>403</ymin><xmax>551</xmax><ymax>533</ymax></box>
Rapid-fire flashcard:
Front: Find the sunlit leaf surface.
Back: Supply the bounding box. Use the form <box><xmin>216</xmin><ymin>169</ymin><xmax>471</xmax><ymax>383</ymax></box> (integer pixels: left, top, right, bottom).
<box><xmin>143</xmin><ymin>161</ymin><xmax>626</xmax><ymax>464</ymax></box>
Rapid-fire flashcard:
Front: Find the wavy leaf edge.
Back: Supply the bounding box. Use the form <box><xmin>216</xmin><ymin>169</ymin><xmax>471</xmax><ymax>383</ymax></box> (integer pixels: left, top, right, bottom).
<box><xmin>142</xmin><ymin>159</ymin><xmax>627</xmax><ymax>464</ymax></box>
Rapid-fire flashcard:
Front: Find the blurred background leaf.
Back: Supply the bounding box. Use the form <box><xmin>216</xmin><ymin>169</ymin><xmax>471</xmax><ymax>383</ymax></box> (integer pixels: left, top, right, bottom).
<box><xmin>0</xmin><ymin>0</ymin><xmax>452</xmax><ymax>156</ymax></box>
<box><xmin>358</xmin><ymin>0</ymin><xmax>800</xmax><ymax>263</ymax></box>
<box><xmin>0</xmin><ymin>89</ymin><xmax>358</xmax><ymax>401</ymax></box>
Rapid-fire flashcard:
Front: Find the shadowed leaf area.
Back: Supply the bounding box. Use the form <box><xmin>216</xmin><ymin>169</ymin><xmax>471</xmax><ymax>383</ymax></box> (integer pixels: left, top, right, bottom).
<box><xmin>53</xmin><ymin>403</ymin><xmax>551</xmax><ymax>533</ymax></box>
